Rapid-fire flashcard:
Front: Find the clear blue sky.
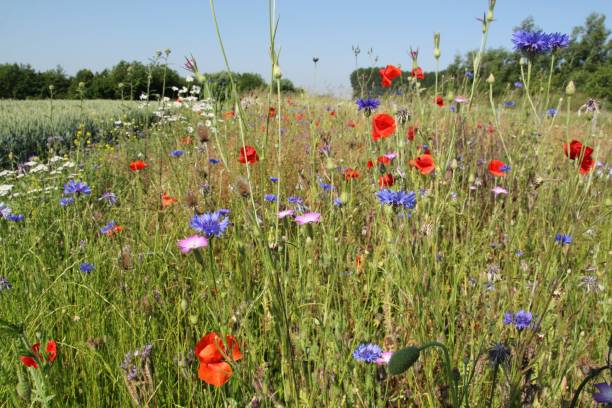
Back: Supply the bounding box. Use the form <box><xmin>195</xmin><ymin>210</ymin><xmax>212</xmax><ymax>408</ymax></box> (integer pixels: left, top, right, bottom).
<box><xmin>1</xmin><ymin>1</ymin><xmax>610</xmax><ymax>96</ymax></box>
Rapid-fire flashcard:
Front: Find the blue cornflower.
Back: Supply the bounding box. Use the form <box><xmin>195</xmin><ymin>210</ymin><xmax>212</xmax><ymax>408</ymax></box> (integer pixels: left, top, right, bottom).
<box><xmin>209</xmin><ymin>158</ymin><xmax>220</xmax><ymax>164</ymax></box>
<box><xmin>449</xmin><ymin>104</ymin><xmax>457</xmax><ymax>112</ymax></box>
<box><xmin>555</xmin><ymin>233</ymin><xmax>572</xmax><ymax>245</ymax></box>
<box><xmin>264</xmin><ymin>194</ymin><xmax>277</xmax><ymax>202</ymax></box>
<box><xmin>99</xmin><ymin>192</ymin><xmax>117</xmax><ymax>205</ymax></box>
<box><xmin>189</xmin><ymin>211</ymin><xmax>230</xmax><ymax>238</ymax></box>
<box><xmin>503</xmin><ymin>101</ymin><xmax>516</xmax><ymax>108</ymax></box>
<box><xmin>269</xmin><ymin>177</ymin><xmax>279</xmax><ymax>183</ymax></box>
<box><xmin>500</xmin><ymin>164</ymin><xmax>511</xmax><ymax>173</ymax></box>
<box><xmin>546</xmin><ymin>32</ymin><xmax>569</xmax><ymax>51</ymax></box>
<box><xmin>503</xmin><ymin>312</ymin><xmax>514</xmax><ymax>325</ymax></box>
<box><xmin>60</xmin><ymin>197</ymin><xmax>75</xmax><ymax>206</ymax></box>
<box><xmin>515</xmin><ymin>250</ymin><xmax>524</xmax><ymax>257</ymax></box>
<box><xmin>512</xmin><ymin>30</ymin><xmax>550</xmax><ymax>56</ymax></box>
<box><xmin>514</xmin><ymin>81</ymin><xmax>523</xmax><ymax>88</ymax></box>
<box><xmin>171</xmin><ymin>149</ymin><xmax>184</xmax><ymax>158</ymax></box>
<box><xmin>0</xmin><ymin>202</ymin><xmax>12</xmax><ymax>219</ymax></box>
<box><xmin>514</xmin><ymin>310</ymin><xmax>533</xmax><ymax>330</ymax></box>
<box><xmin>7</xmin><ymin>214</ymin><xmax>23</xmax><ymax>222</ymax></box>
<box><xmin>64</xmin><ymin>180</ymin><xmax>91</xmax><ymax>196</ymax></box>
<box><xmin>100</xmin><ymin>221</ymin><xmax>117</xmax><ymax>235</ymax></box>
<box><xmin>465</xmin><ymin>71</ymin><xmax>474</xmax><ymax>79</ymax></box>
<box><xmin>288</xmin><ymin>196</ymin><xmax>303</xmax><ymax>204</ymax></box>
<box><xmin>352</xmin><ymin>343</ymin><xmax>382</xmax><ymax>363</ymax></box>
<box><xmin>218</xmin><ymin>208</ymin><xmax>231</xmax><ymax>216</ymax></box>
<box><xmin>546</xmin><ymin>108</ymin><xmax>557</xmax><ymax>117</ymax></box>
<box><xmin>0</xmin><ymin>276</ymin><xmax>11</xmax><ymax>291</ymax></box>
<box><xmin>319</xmin><ymin>182</ymin><xmax>333</xmax><ymax>192</ymax></box>
<box><xmin>375</xmin><ymin>189</ymin><xmax>416</xmax><ymax>210</ymax></box>
<box><xmin>333</xmin><ymin>197</ymin><xmax>343</xmax><ymax>207</ymax></box>
<box><xmin>80</xmin><ymin>263</ymin><xmax>95</xmax><ymax>273</ymax></box>
<box><xmin>356</xmin><ymin>98</ymin><xmax>381</xmax><ymax>114</ymax></box>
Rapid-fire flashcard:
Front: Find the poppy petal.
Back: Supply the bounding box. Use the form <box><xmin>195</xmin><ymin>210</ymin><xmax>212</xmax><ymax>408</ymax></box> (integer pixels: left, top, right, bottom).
<box><xmin>198</xmin><ymin>362</ymin><xmax>233</xmax><ymax>387</ymax></box>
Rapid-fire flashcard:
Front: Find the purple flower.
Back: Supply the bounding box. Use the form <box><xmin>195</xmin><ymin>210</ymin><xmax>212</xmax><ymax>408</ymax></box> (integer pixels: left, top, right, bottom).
<box><xmin>352</xmin><ymin>343</ymin><xmax>382</xmax><ymax>363</ymax></box>
<box><xmin>356</xmin><ymin>98</ymin><xmax>380</xmax><ymax>116</ymax></box>
<box><xmin>0</xmin><ymin>276</ymin><xmax>12</xmax><ymax>291</ymax></box>
<box><xmin>546</xmin><ymin>108</ymin><xmax>557</xmax><ymax>117</ymax></box>
<box><xmin>80</xmin><ymin>263</ymin><xmax>95</xmax><ymax>273</ymax></box>
<box><xmin>295</xmin><ymin>212</ymin><xmax>321</xmax><ymax>225</ymax></box>
<box><xmin>503</xmin><ymin>101</ymin><xmax>516</xmax><ymax>108</ymax></box>
<box><xmin>190</xmin><ymin>211</ymin><xmax>230</xmax><ymax>238</ymax></box>
<box><xmin>209</xmin><ymin>158</ymin><xmax>220</xmax><ymax>165</ymax></box>
<box><xmin>177</xmin><ymin>234</ymin><xmax>208</xmax><ymax>253</ymax></box>
<box><xmin>278</xmin><ymin>209</ymin><xmax>294</xmax><ymax>219</ymax></box>
<box><xmin>264</xmin><ymin>194</ymin><xmax>277</xmax><ymax>202</ymax></box>
<box><xmin>100</xmin><ymin>221</ymin><xmax>118</xmax><ymax>235</ymax></box>
<box><xmin>503</xmin><ymin>312</ymin><xmax>514</xmax><ymax>325</ymax></box>
<box><xmin>60</xmin><ymin>197</ymin><xmax>75</xmax><ymax>206</ymax></box>
<box><xmin>269</xmin><ymin>177</ymin><xmax>279</xmax><ymax>183</ymax></box>
<box><xmin>333</xmin><ymin>197</ymin><xmax>343</xmax><ymax>207</ymax></box>
<box><xmin>555</xmin><ymin>233</ymin><xmax>572</xmax><ymax>245</ymax></box>
<box><xmin>546</xmin><ymin>32</ymin><xmax>569</xmax><ymax>51</ymax></box>
<box><xmin>288</xmin><ymin>196</ymin><xmax>303</xmax><ymax>205</ymax></box>
<box><xmin>7</xmin><ymin>214</ymin><xmax>24</xmax><ymax>222</ymax></box>
<box><xmin>512</xmin><ymin>30</ymin><xmax>549</xmax><ymax>56</ymax></box>
<box><xmin>514</xmin><ymin>310</ymin><xmax>533</xmax><ymax>330</ymax></box>
<box><xmin>491</xmin><ymin>186</ymin><xmax>508</xmax><ymax>197</ymax></box>
<box><xmin>171</xmin><ymin>149</ymin><xmax>184</xmax><ymax>158</ymax></box>
<box><xmin>514</xmin><ymin>81</ymin><xmax>523</xmax><ymax>88</ymax></box>
<box><xmin>465</xmin><ymin>71</ymin><xmax>474</xmax><ymax>79</ymax></box>
<box><xmin>319</xmin><ymin>182</ymin><xmax>333</xmax><ymax>192</ymax></box>
<box><xmin>593</xmin><ymin>383</ymin><xmax>612</xmax><ymax>404</ymax></box>
<box><xmin>64</xmin><ymin>180</ymin><xmax>91</xmax><ymax>196</ymax></box>
<box><xmin>376</xmin><ymin>351</ymin><xmax>393</xmax><ymax>365</ymax></box>
<box><xmin>375</xmin><ymin>189</ymin><xmax>416</xmax><ymax>210</ymax></box>
<box><xmin>99</xmin><ymin>192</ymin><xmax>117</xmax><ymax>205</ymax></box>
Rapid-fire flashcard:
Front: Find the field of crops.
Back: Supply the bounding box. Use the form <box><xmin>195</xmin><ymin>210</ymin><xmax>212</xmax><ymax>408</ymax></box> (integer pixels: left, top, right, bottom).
<box><xmin>0</xmin><ymin>100</ymin><xmax>154</xmax><ymax>167</ymax></box>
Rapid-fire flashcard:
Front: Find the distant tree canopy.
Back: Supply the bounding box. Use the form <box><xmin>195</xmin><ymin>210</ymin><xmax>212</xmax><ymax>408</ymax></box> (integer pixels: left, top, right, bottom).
<box><xmin>0</xmin><ymin>61</ymin><xmax>299</xmax><ymax>100</ymax></box>
<box><xmin>350</xmin><ymin>13</ymin><xmax>611</xmax><ymax>102</ymax></box>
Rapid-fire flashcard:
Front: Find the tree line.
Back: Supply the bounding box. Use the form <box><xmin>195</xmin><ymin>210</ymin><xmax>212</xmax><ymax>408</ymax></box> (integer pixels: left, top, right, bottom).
<box><xmin>350</xmin><ymin>13</ymin><xmax>611</xmax><ymax>102</ymax></box>
<box><xmin>0</xmin><ymin>60</ymin><xmax>298</xmax><ymax>100</ymax></box>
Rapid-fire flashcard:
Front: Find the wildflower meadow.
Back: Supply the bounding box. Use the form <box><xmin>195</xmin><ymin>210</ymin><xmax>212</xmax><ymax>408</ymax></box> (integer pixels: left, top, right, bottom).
<box><xmin>0</xmin><ymin>1</ymin><xmax>610</xmax><ymax>407</ymax></box>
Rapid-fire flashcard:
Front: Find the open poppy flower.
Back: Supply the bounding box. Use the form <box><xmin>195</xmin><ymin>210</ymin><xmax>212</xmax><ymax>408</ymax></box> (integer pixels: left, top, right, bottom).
<box><xmin>488</xmin><ymin>160</ymin><xmax>511</xmax><ymax>177</ymax></box>
<box><xmin>377</xmin><ymin>155</ymin><xmax>391</xmax><ymax>166</ymax></box>
<box><xmin>410</xmin><ymin>154</ymin><xmax>435</xmax><ymax>175</ymax></box>
<box><xmin>435</xmin><ymin>96</ymin><xmax>444</xmax><ymax>107</ymax></box>
<box><xmin>411</xmin><ymin>67</ymin><xmax>424</xmax><ymax>80</ymax></box>
<box><xmin>238</xmin><ymin>146</ymin><xmax>259</xmax><ymax>164</ymax></box>
<box><xmin>579</xmin><ymin>154</ymin><xmax>595</xmax><ymax>174</ymax></box>
<box><xmin>563</xmin><ymin>139</ymin><xmax>594</xmax><ymax>166</ymax></box>
<box><xmin>20</xmin><ymin>340</ymin><xmax>57</xmax><ymax>369</ymax></box>
<box><xmin>195</xmin><ymin>332</ymin><xmax>243</xmax><ymax>387</ymax></box>
<box><xmin>367</xmin><ymin>160</ymin><xmax>374</xmax><ymax>169</ymax></box>
<box><xmin>161</xmin><ymin>192</ymin><xmax>177</xmax><ymax>207</ymax></box>
<box><xmin>379</xmin><ymin>65</ymin><xmax>401</xmax><ymax>87</ymax></box>
<box><xmin>344</xmin><ymin>168</ymin><xmax>360</xmax><ymax>180</ymax></box>
<box><xmin>371</xmin><ymin>114</ymin><xmax>397</xmax><ymax>141</ymax></box>
<box><xmin>129</xmin><ymin>160</ymin><xmax>147</xmax><ymax>171</ymax></box>
<box><xmin>268</xmin><ymin>107</ymin><xmax>276</xmax><ymax>118</ymax></box>
<box><xmin>379</xmin><ymin>173</ymin><xmax>394</xmax><ymax>187</ymax></box>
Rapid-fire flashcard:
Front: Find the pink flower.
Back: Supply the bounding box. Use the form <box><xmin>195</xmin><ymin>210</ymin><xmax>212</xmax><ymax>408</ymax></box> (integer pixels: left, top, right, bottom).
<box><xmin>177</xmin><ymin>235</ymin><xmax>208</xmax><ymax>254</ymax></box>
<box><xmin>278</xmin><ymin>209</ymin><xmax>295</xmax><ymax>219</ymax></box>
<box><xmin>491</xmin><ymin>186</ymin><xmax>508</xmax><ymax>197</ymax></box>
<box><xmin>295</xmin><ymin>212</ymin><xmax>321</xmax><ymax>225</ymax></box>
<box><xmin>383</xmin><ymin>152</ymin><xmax>398</xmax><ymax>161</ymax></box>
<box><xmin>454</xmin><ymin>96</ymin><xmax>469</xmax><ymax>104</ymax></box>
<box><xmin>375</xmin><ymin>351</ymin><xmax>393</xmax><ymax>365</ymax></box>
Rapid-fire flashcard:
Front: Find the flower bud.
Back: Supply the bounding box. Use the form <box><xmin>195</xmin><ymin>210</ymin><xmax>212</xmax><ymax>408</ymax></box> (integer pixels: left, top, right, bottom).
<box><xmin>433</xmin><ymin>32</ymin><xmax>441</xmax><ymax>59</ymax></box>
<box><xmin>520</xmin><ymin>57</ymin><xmax>528</xmax><ymax>66</ymax></box>
<box><xmin>565</xmin><ymin>80</ymin><xmax>575</xmax><ymax>96</ymax></box>
<box><xmin>486</xmin><ymin>74</ymin><xmax>495</xmax><ymax>84</ymax></box>
<box><xmin>273</xmin><ymin>64</ymin><xmax>282</xmax><ymax>80</ymax></box>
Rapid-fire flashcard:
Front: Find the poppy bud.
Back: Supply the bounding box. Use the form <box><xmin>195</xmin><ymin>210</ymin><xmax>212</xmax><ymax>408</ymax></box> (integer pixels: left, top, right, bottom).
<box><xmin>189</xmin><ymin>314</ymin><xmax>198</xmax><ymax>324</ymax></box>
<box><xmin>486</xmin><ymin>74</ymin><xmax>495</xmax><ymax>84</ymax></box>
<box><xmin>326</xmin><ymin>158</ymin><xmax>336</xmax><ymax>170</ymax></box>
<box><xmin>180</xmin><ymin>299</ymin><xmax>188</xmax><ymax>311</ymax></box>
<box><xmin>273</xmin><ymin>64</ymin><xmax>282</xmax><ymax>80</ymax></box>
<box><xmin>519</xmin><ymin>57</ymin><xmax>528</xmax><ymax>66</ymax></box>
<box><xmin>433</xmin><ymin>32</ymin><xmax>441</xmax><ymax>59</ymax></box>
<box><xmin>565</xmin><ymin>81</ymin><xmax>575</xmax><ymax>96</ymax></box>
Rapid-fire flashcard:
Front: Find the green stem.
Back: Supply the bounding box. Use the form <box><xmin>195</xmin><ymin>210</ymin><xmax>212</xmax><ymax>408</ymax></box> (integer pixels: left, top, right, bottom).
<box><xmin>419</xmin><ymin>342</ymin><xmax>459</xmax><ymax>407</ymax></box>
<box><xmin>487</xmin><ymin>364</ymin><xmax>499</xmax><ymax>407</ymax></box>
<box><xmin>520</xmin><ymin>61</ymin><xmax>540</xmax><ymax>123</ymax></box>
<box><xmin>544</xmin><ymin>54</ymin><xmax>555</xmax><ymax>112</ymax></box>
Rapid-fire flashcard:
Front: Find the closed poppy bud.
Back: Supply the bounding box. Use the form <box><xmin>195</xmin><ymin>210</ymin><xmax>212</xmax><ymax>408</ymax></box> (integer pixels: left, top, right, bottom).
<box><xmin>433</xmin><ymin>32</ymin><xmax>441</xmax><ymax>59</ymax></box>
<box><xmin>326</xmin><ymin>158</ymin><xmax>336</xmax><ymax>170</ymax></box>
<box><xmin>486</xmin><ymin>74</ymin><xmax>495</xmax><ymax>84</ymax></box>
<box><xmin>565</xmin><ymin>81</ymin><xmax>575</xmax><ymax>96</ymax></box>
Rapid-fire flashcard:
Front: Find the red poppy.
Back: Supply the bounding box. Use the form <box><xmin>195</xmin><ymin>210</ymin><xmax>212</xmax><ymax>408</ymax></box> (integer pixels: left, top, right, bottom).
<box><xmin>580</xmin><ymin>154</ymin><xmax>595</xmax><ymax>174</ymax></box>
<box><xmin>435</xmin><ymin>96</ymin><xmax>444</xmax><ymax>107</ymax></box>
<box><xmin>379</xmin><ymin>65</ymin><xmax>402</xmax><ymax>87</ymax></box>
<box><xmin>129</xmin><ymin>160</ymin><xmax>147</xmax><ymax>171</ymax></box>
<box><xmin>371</xmin><ymin>113</ymin><xmax>397</xmax><ymax>141</ymax></box>
<box><xmin>344</xmin><ymin>168</ymin><xmax>360</xmax><ymax>180</ymax></box>
<box><xmin>563</xmin><ymin>139</ymin><xmax>593</xmax><ymax>161</ymax></box>
<box><xmin>195</xmin><ymin>332</ymin><xmax>243</xmax><ymax>387</ymax></box>
<box><xmin>224</xmin><ymin>111</ymin><xmax>235</xmax><ymax>119</ymax></box>
<box><xmin>410</xmin><ymin>154</ymin><xmax>435</xmax><ymax>175</ymax></box>
<box><xmin>411</xmin><ymin>67</ymin><xmax>424</xmax><ymax>80</ymax></box>
<box><xmin>295</xmin><ymin>113</ymin><xmax>305</xmax><ymax>122</ymax></box>
<box><xmin>238</xmin><ymin>146</ymin><xmax>259</xmax><ymax>164</ymax></box>
<box><xmin>377</xmin><ymin>155</ymin><xmax>391</xmax><ymax>165</ymax></box>
<box><xmin>379</xmin><ymin>173</ymin><xmax>394</xmax><ymax>187</ymax></box>
<box><xmin>161</xmin><ymin>192</ymin><xmax>177</xmax><ymax>207</ymax></box>
<box><xmin>418</xmin><ymin>145</ymin><xmax>431</xmax><ymax>155</ymax></box>
<box><xmin>488</xmin><ymin>160</ymin><xmax>510</xmax><ymax>177</ymax></box>
<box><xmin>406</xmin><ymin>126</ymin><xmax>417</xmax><ymax>141</ymax></box>
<box><xmin>106</xmin><ymin>225</ymin><xmax>123</xmax><ymax>237</ymax></box>
<box><xmin>487</xmin><ymin>123</ymin><xmax>495</xmax><ymax>135</ymax></box>
<box><xmin>367</xmin><ymin>160</ymin><xmax>374</xmax><ymax>169</ymax></box>
<box><xmin>346</xmin><ymin>120</ymin><xmax>356</xmax><ymax>128</ymax></box>
<box><xmin>20</xmin><ymin>340</ymin><xmax>57</xmax><ymax>369</ymax></box>
<box><xmin>329</xmin><ymin>111</ymin><xmax>336</xmax><ymax>117</ymax></box>
<box><xmin>268</xmin><ymin>107</ymin><xmax>276</xmax><ymax>118</ymax></box>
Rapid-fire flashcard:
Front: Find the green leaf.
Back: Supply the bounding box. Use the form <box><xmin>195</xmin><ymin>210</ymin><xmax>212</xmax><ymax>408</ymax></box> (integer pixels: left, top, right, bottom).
<box><xmin>388</xmin><ymin>346</ymin><xmax>421</xmax><ymax>375</ymax></box>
